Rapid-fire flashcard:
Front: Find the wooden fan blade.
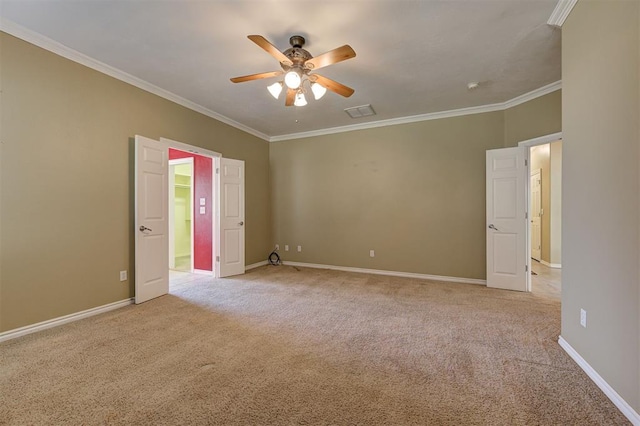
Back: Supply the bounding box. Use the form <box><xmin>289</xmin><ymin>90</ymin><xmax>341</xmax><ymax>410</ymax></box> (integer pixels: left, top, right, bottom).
<box><xmin>305</xmin><ymin>45</ymin><xmax>356</xmax><ymax>70</ymax></box>
<box><xmin>248</xmin><ymin>35</ymin><xmax>293</xmax><ymax>66</ymax></box>
<box><xmin>285</xmin><ymin>88</ymin><xmax>296</xmax><ymax>106</ymax></box>
<box><xmin>311</xmin><ymin>74</ymin><xmax>355</xmax><ymax>97</ymax></box>
<box><xmin>230</xmin><ymin>71</ymin><xmax>283</xmax><ymax>83</ymax></box>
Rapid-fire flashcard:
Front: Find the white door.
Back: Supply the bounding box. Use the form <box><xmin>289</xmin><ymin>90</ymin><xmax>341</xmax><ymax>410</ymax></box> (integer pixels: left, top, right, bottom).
<box><xmin>218</xmin><ymin>158</ymin><xmax>245</xmax><ymax>277</ymax></box>
<box><xmin>486</xmin><ymin>147</ymin><xmax>527</xmax><ymax>291</ymax></box>
<box><xmin>530</xmin><ymin>170</ymin><xmax>542</xmax><ymax>261</ymax></box>
<box><xmin>135</xmin><ymin>135</ymin><xmax>169</xmax><ymax>303</ymax></box>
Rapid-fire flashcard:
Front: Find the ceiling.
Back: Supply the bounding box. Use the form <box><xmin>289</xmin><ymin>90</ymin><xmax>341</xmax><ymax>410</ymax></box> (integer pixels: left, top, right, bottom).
<box><xmin>0</xmin><ymin>0</ymin><xmax>561</xmax><ymax>140</ymax></box>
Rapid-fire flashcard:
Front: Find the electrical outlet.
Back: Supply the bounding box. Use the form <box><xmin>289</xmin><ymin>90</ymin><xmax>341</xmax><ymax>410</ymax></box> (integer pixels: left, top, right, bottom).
<box><xmin>285</xmin><ymin>245</ymin><xmax>289</xmax><ymax>251</ymax></box>
<box><xmin>275</xmin><ymin>244</ymin><xmax>280</xmax><ymax>251</ymax></box>
<box><xmin>119</xmin><ymin>270</ymin><xmax>128</xmax><ymax>282</ymax></box>
<box><xmin>370</xmin><ymin>250</ymin><xmax>375</xmax><ymax>257</ymax></box>
<box><xmin>580</xmin><ymin>309</ymin><xmax>587</xmax><ymax>328</ymax></box>
<box><xmin>297</xmin><ymin>245</ymin><xmax>302</xmax><ymax>252</ymax></box>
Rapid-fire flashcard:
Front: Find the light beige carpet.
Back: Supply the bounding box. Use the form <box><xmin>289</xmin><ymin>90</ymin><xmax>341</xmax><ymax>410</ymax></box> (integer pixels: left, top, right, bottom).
<box><xmin>0</xmin><ymin>266</ymin><xmax>629</xmax><ymax>425</ymax></box>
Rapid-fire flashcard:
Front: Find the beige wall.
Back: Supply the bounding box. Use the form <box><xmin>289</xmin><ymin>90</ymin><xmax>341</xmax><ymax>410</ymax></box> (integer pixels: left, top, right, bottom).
<box><xmin>0</xmin><ymin>31</ymin><xmax>562</xmax><ymax>336</ymax></box>
<box><xmin>562</xmin><ymin>0</ymin><xmax>639</xmax><ymax>412</ymax></box>
<box><xmin>0</xmin><ymin>33</ymin><xmax>271</xmax><ymax>331</ymax></box>
<box><xmin>271</xmin><ymin>114</ymin><xmax>504</xmax><ymax>279</ymax></box>
<box><xmin>271</xmin><ymin>91</ymin><xmax>561</xmax><ymax>280</ymax></box>
<box><xmin>504</xmin><ymin>90</ymin><xmax>562</xmax><ymax>147</ymax></box>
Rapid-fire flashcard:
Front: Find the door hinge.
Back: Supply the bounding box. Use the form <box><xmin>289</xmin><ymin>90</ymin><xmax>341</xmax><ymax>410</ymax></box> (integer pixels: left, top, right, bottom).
<box><xmin>525</xmin><ymin>159</ymin><xmax>528</xmax><ymax>166</ymax></box>
<box><xmin>216</xmin><ymin>168</ymin><xmax>219</xmax><ymax>174</ymax></box>
<box><xmin>525</xmin><ymin>265</ymin><xmax>528</xmax><ymax>272</ymax></box>
<box><xmin>216</xmin><ymin>256</ymin><xmax>220</xmax><ymax>262</ymax></box>
<box><xmin>525</xmin><ymin>212</ymin><xmax>528</xmax><ymax>219</ymax></box>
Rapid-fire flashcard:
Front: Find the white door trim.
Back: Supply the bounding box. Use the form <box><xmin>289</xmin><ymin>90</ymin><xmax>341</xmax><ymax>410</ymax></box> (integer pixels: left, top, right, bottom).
<box><xmin>518</xmin><ymin>132</ymin><xmax>562</xmax><ymax>292</ymax></box>
<box><xmin>161</xmin><ymin>138</ymin><xmax>221</xmax><ymax>277</ymax></box>
<box><xmin>518</xmin><ymin>132</ymin><xmax>562</xmax><ymax>148</ymax></box>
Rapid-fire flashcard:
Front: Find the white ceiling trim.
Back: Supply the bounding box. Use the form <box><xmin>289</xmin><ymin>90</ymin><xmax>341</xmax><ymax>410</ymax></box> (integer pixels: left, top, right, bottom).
<box><xmin>501</xmin><ymin>80</ymin><xmax>562</xmax><ymax>109</ymax></box>
<box><xmin>0</xmin><ymin>18</ymin><xmax>271</xmax><ymax>142</ymax></box>
<box><xmin>1</xmin><ymin>18</ymin><xmax>560</xmax><ymax>144</ymax></box>
<box><xmin>547</xmin><ymin>0</ymin><xmax>578</xmax><ymax>28</ymax></box>
<box><xmin>270</xmin><ymin>81</ymin><xmax>562</xmax><ymax>142</ymax></box>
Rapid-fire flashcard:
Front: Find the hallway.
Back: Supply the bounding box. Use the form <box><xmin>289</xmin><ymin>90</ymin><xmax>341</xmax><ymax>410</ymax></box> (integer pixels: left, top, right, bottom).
<box><xmin>531</xmin><ymin>261</ymin><xmax>561</xmax><ymax>300</ymax></box>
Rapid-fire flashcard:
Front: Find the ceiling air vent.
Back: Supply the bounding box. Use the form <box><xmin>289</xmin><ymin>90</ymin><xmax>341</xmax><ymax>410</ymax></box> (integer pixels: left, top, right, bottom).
<box><xmin>344</xmin><ymin>104</ymin><xmax>376</xmax><ymax>119</ymax></box>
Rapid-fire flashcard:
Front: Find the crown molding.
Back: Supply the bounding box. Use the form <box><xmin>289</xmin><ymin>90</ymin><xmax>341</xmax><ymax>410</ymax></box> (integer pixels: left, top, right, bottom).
<box><xmin>0</xmin><ymin>19</ymin><xmax>271</xmax><ymax>142</ymax></box>
<box><xmin>269</xmin><ymin>102</ymin><xmax>505</xmax><ymax>142</ymax></box>
<box><xmin>270</xmin><ymin>81</ymin><xmax>562</xmax><ymax>142</ymax></box>
<box><xmin>547</xmin><ymin>0</ymin><xmax>578</xmax><ymax>28</ymax></box>
<box><xmin>1</xmin><ymin>18</ymin><xmax>561</xmax><ymax>144</ymax></box>
<box><xmin>501</xmin><ymin>80</ymin><xmax>562</xmax><ymax>109</ymax></box>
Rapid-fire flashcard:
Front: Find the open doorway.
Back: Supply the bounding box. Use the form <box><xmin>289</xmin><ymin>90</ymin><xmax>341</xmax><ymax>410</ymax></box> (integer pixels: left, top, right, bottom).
<box><xmin>167</xmin><ymin>146</ymin><xmax>214</xmax><ymax>291</ymax></box>
<box><xmin>135</xmin><ymin>135</ymin><xmax>246</xmax><ymax>304</ymax></box>
<box><xmin>522</xmin><ymin>135</ymin><xmax>562</xmax><ymax>299</ymax></box>
<box><xmin>169</xmin><ymin>158</ymin><xmax>194</xmax><ymax>273</ymax></box>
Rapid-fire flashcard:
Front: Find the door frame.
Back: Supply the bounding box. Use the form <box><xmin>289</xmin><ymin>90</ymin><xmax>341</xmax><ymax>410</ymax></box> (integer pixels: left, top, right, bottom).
<box><xmin>168</xmin><ymin>157</ymin><xmax>194</xmax><ymax>272</ymax></box>
<box><xmin>518</xmin><ymin>131</ymin><xmax>562</xmax><ymax>292</ymax></box>
<box><xmin>161</xmin><ymin>138</ymin><xmax>222</xmax><ymax>277</ymax></box>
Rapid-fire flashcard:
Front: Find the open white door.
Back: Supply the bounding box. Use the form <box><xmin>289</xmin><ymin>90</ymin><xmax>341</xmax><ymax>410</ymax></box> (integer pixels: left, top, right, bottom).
<box><xmin>135</xmin><ymin>135</ymin><xmax>169</xmax><ymax>303</ymax></box>
<box><xmin>218</xmin><ymin>158</ymin><xmax>245</xmax><ymax>277</ymax></box>
<box><xmin>486</xmin><ymin>147</ymin><xmax>527</xmax><ymax>291</ymax></box>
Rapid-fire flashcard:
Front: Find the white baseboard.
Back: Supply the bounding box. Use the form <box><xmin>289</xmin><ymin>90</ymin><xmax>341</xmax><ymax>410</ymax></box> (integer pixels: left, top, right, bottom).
<box><xmin>282</xmin><ymin>261</ymin><xmax>486</xmax><ymax>285</ymax></box>
<box><xmin>558</xmin><ymin>336</ymin><xmax>640</xmax><ymax>425</ymax></box>
<box><xmin>246</xmin><ymin>260</ymin><xmax>268</xmax><ymax>271</ymax></box>
<box><xmin>0</xmin><ymin>298</ymin><xmax>134</xmax><ymax>343</ymax></box>
<box><xmin>540</xmin><ymin>260</ymin><xmax>562</xmax><ymax>269</ymax></box>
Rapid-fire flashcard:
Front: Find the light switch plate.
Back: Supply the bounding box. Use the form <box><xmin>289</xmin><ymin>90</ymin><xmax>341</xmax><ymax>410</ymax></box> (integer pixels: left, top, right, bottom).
<box><xmin>200</xmin><ymin>198</ymin><xmax>206</xmax><ymax>206</ymax></box>
<box><xmin>199</xmin><ymin>206</ymin><xmax>205</xmax><ymax>214</ymax></box>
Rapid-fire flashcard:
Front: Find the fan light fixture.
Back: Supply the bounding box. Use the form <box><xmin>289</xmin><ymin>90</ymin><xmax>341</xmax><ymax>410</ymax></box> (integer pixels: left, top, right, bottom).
<box><xmin>267</xmin><ymin>82</ymin><xmax>283</xmax><ymax>99</ymax></box>
<box><xmin>311</xmin><ymin>82</ymin><xmax>327</xmax><ymax>100</ymax></box>
<box><xmin>284</xmin><ymin>69</ymin><xmax>302</xmax><ymax>89</ymax></box>
<box><xmin>294</xmin><ymin>91</ymin><xmax>307</xmax><ymax>107</ymax></box>
<box><xmin>231</xmin><ymin>35</ymin><xmax>356</xmax><ymax>107</ymax></box>
<box><xmin>267</xmin><ymin>79</ymin><xmax>326</xmax><ymax>106</ymax></box>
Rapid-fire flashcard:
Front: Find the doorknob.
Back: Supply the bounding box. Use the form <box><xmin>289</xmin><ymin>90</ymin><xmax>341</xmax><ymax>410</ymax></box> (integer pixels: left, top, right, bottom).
<box><xmin>139</xmin><ymin>225</ymin><xmax>152</xmax><ymax>232</ymax></box>
<box><xmin>488</xmin><ymin>224</ymin><xmax>499</xmax><ymax>231</ymax></box>
<box><xmin>239</xmin><ymin>221</ymin><xmax>244</xmax><ymax>226</ymax></box>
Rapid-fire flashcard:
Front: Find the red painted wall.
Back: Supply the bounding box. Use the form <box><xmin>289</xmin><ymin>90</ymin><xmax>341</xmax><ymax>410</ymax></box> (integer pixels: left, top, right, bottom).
<box><xmin>169</xmin><ymin>149</ymin><xmax>213</xmax><ymax>271</ymax></box>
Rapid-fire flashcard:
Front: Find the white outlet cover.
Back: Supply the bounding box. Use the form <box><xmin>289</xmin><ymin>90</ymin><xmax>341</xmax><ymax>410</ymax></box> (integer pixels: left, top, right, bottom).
<box><xmin>199</xmin><ymin>206</ymin><xmax>205</xmax><ymax>214</ymax></box>
<box><xmin>119</xmin><ymin>270</ymin><xmax>127</xmax><ymax>281</ymax></box>
<box><xmin>200</xmin><ymin>198</ymin><xmax>206</xmax><ymax>206</ymax></box>
<box><xmin>370</xmin><ymin>250</ymin><xmax>375</xmax><ymax>257</ymax></box>
<box><xmin>285</xmin><ymin>245</ymin><xmax>289</xmax><ymax>251</ymax></box>
<box><xmin>297</xmin><ymin>245</ymin><xmax>302</xmax><ymax>252</ymax></box>
<box><xmin>580</xmin><ymin>309</ymin><xmax>587</xmax><ymax>327</ymax></box>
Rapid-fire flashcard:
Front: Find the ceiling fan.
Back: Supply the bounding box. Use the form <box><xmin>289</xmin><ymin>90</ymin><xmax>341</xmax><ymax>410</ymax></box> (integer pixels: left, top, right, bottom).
<box><xmin>230</xmin><ymin>35</ymin><xmax>356</xmax><ymax>106</ymax></box>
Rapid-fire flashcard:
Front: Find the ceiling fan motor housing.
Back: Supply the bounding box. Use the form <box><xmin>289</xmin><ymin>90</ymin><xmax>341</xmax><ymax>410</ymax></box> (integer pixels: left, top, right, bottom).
<box><xmin>282</xmin><ymin>35</ymin><xmax>313</xmax><ymax>70</ymax></box>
